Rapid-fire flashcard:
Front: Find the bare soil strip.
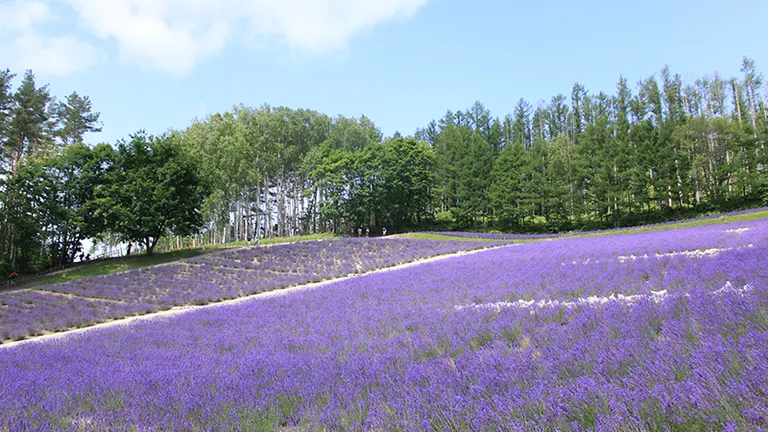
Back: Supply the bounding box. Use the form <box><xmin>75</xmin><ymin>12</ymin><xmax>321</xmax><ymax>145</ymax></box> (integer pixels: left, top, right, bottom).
<box><xmin>1</xmin><ymin>244</ymin><xmax>515</xmax><ymax>349</ymax></box>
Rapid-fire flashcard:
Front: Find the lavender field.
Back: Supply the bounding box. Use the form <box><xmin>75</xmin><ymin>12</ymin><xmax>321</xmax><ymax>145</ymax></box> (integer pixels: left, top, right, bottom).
<box><xmin>0</xmin><ymin>238</ymin><xmax>498</xmax><ymax>342</ymax></box>
<box><xmin>0</xmin><ymin>290</ymin><xmax>153</xmax><ymax>342</ymax></box>
<box><xmin>2</xmin><ymin>220</ymin><xmax>768</xmax><ymax>430</ymax></box>
<box><xmin>429</xmin><ymin>231</ymin><xmax>562</xmax><ymax>240</ymax></box>
<box><xmin>432</xmin><ymin>207</ymin><xmax>768</xmax><ymax>241</ymax></box>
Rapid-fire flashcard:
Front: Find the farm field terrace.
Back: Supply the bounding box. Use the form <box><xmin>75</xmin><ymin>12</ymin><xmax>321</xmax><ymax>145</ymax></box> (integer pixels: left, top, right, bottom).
<box><xmin>428</xmin><ymin>206</ymin><xmax>768</xmax><ymax>240</ymax></box>
<box><xmin>0</xmin><ymin>238</ymin><xmax>502</xmax><ymax>343</ymax></box>
<box><xmin>1</xmin><ymin>219</ymin><xmax>768</xmax><ymax>430</ymax></box>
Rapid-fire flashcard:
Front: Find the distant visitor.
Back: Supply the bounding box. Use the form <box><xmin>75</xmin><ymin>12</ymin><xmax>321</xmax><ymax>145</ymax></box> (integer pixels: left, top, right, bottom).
<box><xmin>7</xmin><ymin>270</ymin><xmax>18</xmax><ymax>287</ymax></box>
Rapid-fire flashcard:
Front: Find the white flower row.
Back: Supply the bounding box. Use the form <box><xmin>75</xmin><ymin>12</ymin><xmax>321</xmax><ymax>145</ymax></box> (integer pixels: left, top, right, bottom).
<box><xmin>559</xmin><ymin>244</ymin><xmax>755</xmax><ymax>266</ymax></box>
<box><xmin>724</xmin><ymin>228</ymin><xmax>750</xmax><ymax>234</ymax></box>
<box><xmin>456</xmin><ymin>282</ymin><xmax>754</xmax><ymax>312</ymax></box>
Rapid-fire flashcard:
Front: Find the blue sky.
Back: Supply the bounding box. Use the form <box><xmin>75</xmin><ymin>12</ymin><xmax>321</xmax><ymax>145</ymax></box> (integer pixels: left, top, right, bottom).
<box><xmin>1</xmin><ymin>0</ymin><xmax>767</xmax><ymax>145</ymax></box>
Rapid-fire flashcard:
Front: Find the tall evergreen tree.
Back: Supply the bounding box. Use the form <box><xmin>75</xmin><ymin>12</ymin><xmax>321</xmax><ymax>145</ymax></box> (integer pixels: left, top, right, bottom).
<box><xmin>511</xmin><ymin>99</ymin><xmax>531</xmax><ymax>147</ymax></box>
<box><xmin>489</xmin><ymin>141</ymin><xmax>528</xmax><ymax>228</ymax></box>
<box><xmin>7</xmin><ymin>70</ymin><xmax>53</xmax><ymax>174</ymax></box>
<box><xmin>0</xmin><ymin>69</ymin><xmax>15</xmax><ymax>172</ymax></box>
<box><xmin>56</xmin><ymin>92</ymin><xmax>102</xmax><ymax>146</ymax></box>
<box><xmin>571</xmin><ymin>83</ymin><xmax>587</xmax><ymax>140</ymax></box>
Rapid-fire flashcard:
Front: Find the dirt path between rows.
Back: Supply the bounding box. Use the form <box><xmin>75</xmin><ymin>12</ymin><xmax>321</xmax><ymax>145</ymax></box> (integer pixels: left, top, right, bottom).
<box><xmin>1</xmin><ymin>243</ymin><xmax>516</xmax><ymax>350</ymax></box>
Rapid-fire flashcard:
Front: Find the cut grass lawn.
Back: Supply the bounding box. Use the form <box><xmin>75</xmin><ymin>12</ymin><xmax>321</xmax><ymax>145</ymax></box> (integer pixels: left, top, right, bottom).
<box><xmin>29</xmin><ymin>248</ymin><xmax>207</xmax><ymax>287</ymax></box>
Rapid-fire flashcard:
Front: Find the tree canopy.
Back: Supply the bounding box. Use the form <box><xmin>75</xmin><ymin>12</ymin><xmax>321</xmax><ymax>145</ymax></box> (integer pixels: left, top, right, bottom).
<box><xmin>1</xmin><ymin>57</ymin><xmax>767</xmax><ymax>275</ymax></box>
<box><xmin>102</xmin><ymin>132</ymin><xmax>209</xmax><ymax>255</ymax></box>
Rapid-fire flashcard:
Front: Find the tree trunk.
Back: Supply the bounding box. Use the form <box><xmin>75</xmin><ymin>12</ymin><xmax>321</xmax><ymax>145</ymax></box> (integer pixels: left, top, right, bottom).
<box><xmin>265</xmin><ymin>174</ymin><xmax>273</xmax><ymax>238</ymax></box>
<box><xmin>747</xmin><ymin>86</ymin><xmax>758</xmax><ymax>134</ymax></box>
<box><xmin>254</xmin><ymin>183</ymin><xmax>261</xmax><ymax>241</ymax></box>
<box><xmin>733</xmin><ymin>81</ymin><xmax>743</xmax><ymax>124</ymax></box>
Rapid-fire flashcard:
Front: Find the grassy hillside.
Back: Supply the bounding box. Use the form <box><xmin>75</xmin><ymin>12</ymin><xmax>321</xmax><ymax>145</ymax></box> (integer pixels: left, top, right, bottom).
<box><xmin>26</xmin><ymin>233</ymin><xmax>339</xmax><ymax>287</ymax></box>
<box><xmin>574</xmin><ymin>208</ymin><xmax>768</xmax><ymax>237</ymax></box>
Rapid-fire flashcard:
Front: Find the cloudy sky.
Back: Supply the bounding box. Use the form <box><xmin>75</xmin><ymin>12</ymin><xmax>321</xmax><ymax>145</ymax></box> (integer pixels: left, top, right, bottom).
<box><xmin>1</xmin><ymin>0</ymin><xmax>767</xmax><ymax>144</ymax></box>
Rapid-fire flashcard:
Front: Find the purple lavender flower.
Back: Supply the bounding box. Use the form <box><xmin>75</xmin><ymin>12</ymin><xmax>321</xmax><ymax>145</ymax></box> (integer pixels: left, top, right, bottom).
<box><xmin>2</xmin><ymin>238</ymin><xmax>500</xmax><ymax>342</ymax></box>
<box><xmin>0</xmin><ymin>219</ymin><xmax>766</xmax><ymax>430</ymax></box>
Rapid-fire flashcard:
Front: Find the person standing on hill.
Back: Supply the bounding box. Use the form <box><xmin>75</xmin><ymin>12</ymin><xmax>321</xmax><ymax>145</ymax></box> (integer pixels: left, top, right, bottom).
<box><xmin>126</xmin><ymin>243</ymin><xmax>132</xmax><ymax>256</ymax></box>
<box><xmin>358</xmin><ymin>227</ymin><xmax>362</xmax><ymax>237</ymax></box>
<box><xmin>8</xmin><ymin>271</ymin><xmax>18</xmax><ymax>288</ymax></box>
<box><xmin>366</xmin><ymin>227</ymin><xmax>370</xmax><ymax>237</ymax></box>
<box><xmin>382</xmin><ymin>227</ymin><xmax>387</xmax><ymax>236</ymax></box>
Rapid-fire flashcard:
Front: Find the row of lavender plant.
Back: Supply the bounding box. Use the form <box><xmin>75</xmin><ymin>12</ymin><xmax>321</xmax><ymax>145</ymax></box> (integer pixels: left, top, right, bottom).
<box><xmin>1</xmin><ymin>219</ymin><xmax>765</xmax><ymax>429</ymax></box>
<box><xmin>0</xmin><ymin>238</ymin><xmax>499</xmax><ymax>342</ymax></box>
<box><xmin>431</xmin><ymin>206</ymin><xmax>768</xmax><ymax>240</ymax></box>
<box><xmin>429</xmin><ymin>231</ymin><xmax>560</xmax><ymax>239</ymax></box>
<box><xmin>37</xmin><ymin>238</ymin><xmax>500</xmax><ymax>305</ymax></box>
<box><xmin>0</xmin><ymin>291</ymin><xmax>153</xmax><ymax>342</ymax></box>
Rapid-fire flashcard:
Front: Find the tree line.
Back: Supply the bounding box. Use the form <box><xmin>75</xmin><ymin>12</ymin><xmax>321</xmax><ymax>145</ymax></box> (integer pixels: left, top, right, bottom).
<box><xmin>1</xmin><ymin>69</ymin><xmax>208</xmax><ymax>274</ymax></box>
<box><xmin>180</xmin><ymin>106</ymin><xmax>435</xmax><ymax>245</ymax></box>
<box><xmin>2</xmin><ymin>57</ymin><xmax>767</xmax><ymax>275</ymax></box>
<box><xmin>418</xmin><ymin>58</ymin><xmax>768</xmax><ymax>231</ymax></box>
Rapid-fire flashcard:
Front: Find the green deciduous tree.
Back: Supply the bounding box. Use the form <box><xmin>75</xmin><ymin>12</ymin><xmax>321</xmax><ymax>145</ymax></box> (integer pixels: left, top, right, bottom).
<box><xmin>9</xmin><ymin>144</ymin><xmax>111</xmax><ymax>267</ymax></box>
<box><xmin>103</xmin><ymin>131</ymin><xmax>210</xmax><ymax>255</ymax></box>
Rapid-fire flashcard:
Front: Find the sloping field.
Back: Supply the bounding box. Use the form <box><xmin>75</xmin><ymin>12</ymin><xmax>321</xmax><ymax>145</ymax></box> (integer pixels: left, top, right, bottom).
<box><xmin>0</xmin><ymin>238</ymin><xmax>500</xmax><ymax>343</ymax></box>
<box><xmin>429</xmin><ymin>206</ymin><xmax>768</xmax><ymax>240</ymax></box>
<box><xmin>1</xmin><ymin>220</ymin><xmax>767</xmax><ymax>430</ymax></box>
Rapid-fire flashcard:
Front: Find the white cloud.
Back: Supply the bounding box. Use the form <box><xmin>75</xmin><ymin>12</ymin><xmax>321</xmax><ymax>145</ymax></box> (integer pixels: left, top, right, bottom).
<box><xmin>0</xmin><ymin>0</ymin><xmax>100</xmax><ymax>75</ymax></box>
<box><xmin>0</xmin><ymin>0</ymin><xmax>53</xmax><ymax>31</ymax></box>
<box><xmin>64</xmin><ymin>0</ymin><xmax>429</xmax><ymax>75</ymax></box>
<box><xmin>5</xmin><ymin>32</ymin><xmax>100</xmax><ymax>75</ymax></box>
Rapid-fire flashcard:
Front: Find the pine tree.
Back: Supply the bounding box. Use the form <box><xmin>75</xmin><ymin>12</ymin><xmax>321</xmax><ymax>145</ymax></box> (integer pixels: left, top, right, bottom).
<box><xmin>531</xmin><ymin>104</ymin><xmax>547</xmax><ymax>143</ymax></box>
<box><xmin>0</xmin><ymin>69</ymin><xmax>15</xmax><ymax>172</ymax></box>
<box><xmin>489</xmin><ymin>141</ymin><xmax>527</xmax><ymax>228</ymax></box>
<box><xmin>56</xmin><ymin>92</ymin><xmax>102</xmax><ymax>146</ymax></box>
<box><xmin>571</xmin><ymin>83</ymin><xmax>587</xmax><ymax>141</ymax></box>
<box><xmin>455</xmin><ymin>132</ymin><xmax>493</xmax><ymax>226</ymax></box>
<box><xmin>511</xmin><ymin>99</ymin><xmax>531</xmax><ymax>147</ymax></box>
<box><xmin>547</xmin><ymin>94</ymin><xmax>568</xmax><ymax>138</ymax></box>
<box><xmin>8</xmin><ymin>70</ymin><xmax>53</xmax><ymax>174</ymax></box>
